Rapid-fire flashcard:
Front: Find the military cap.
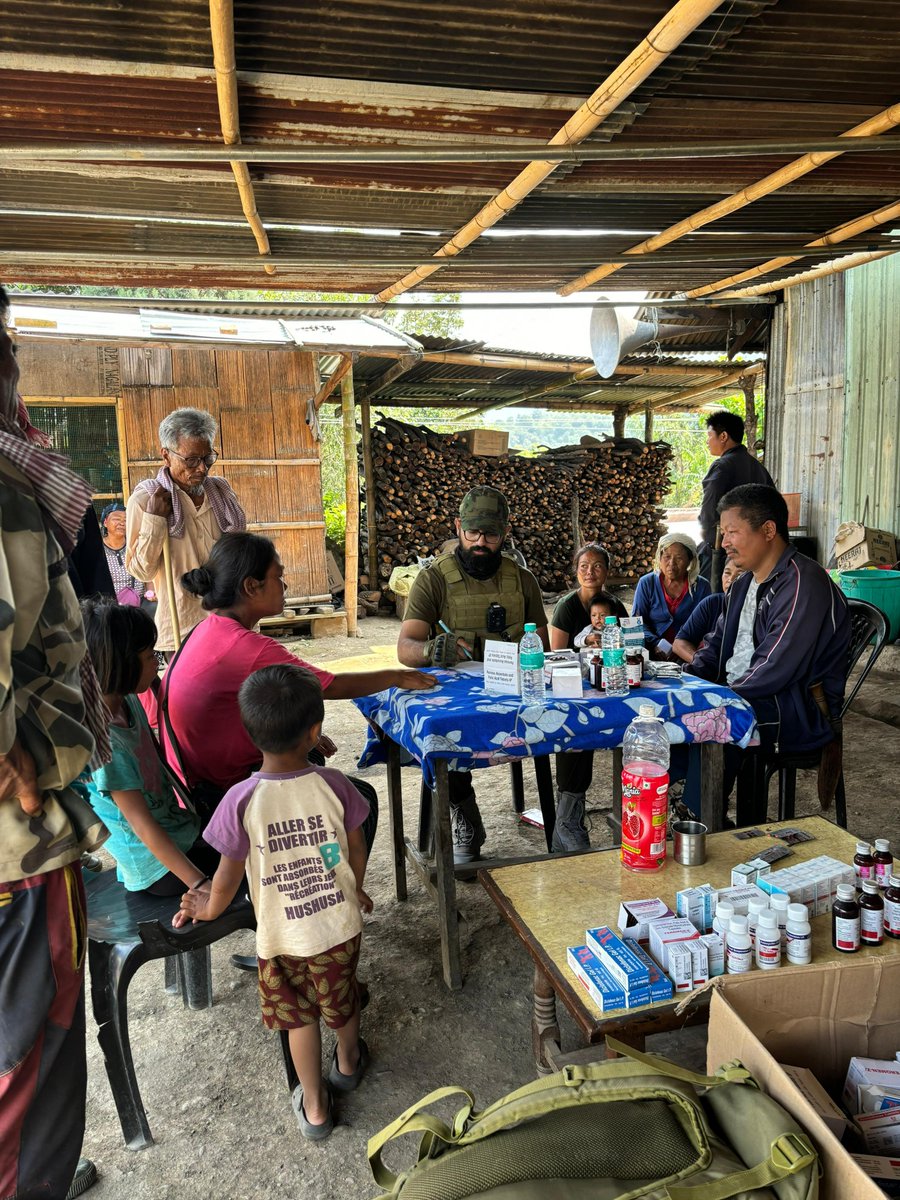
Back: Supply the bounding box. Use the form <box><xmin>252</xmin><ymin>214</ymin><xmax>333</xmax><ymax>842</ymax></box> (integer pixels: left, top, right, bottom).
<box><xmin>458</xmin><ymin>486</ymin><xmax>509</xmax><ymax>536</ymax></box>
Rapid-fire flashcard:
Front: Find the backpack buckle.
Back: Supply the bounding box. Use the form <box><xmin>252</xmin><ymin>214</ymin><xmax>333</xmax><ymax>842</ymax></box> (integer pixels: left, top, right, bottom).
<box><xmin>771</xmin><ymin>1132</ymin><xmax>815</xmax><ymax>1172</ymax></box>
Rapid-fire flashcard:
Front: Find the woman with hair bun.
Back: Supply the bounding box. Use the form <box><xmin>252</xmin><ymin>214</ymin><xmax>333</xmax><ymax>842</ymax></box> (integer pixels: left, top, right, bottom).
<box><xmin>162</xmin><ymin>532</ymin><xmax>436</xmax><ymax>806</ymax></box>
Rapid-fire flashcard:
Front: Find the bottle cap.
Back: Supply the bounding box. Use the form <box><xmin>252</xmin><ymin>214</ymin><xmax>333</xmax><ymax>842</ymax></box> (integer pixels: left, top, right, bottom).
<box><xmin>524</xmin><ymin>622</ymin><xmax>536</xmax><ymax>632</ymax></box>
<box><xmin>875</xmin><ymin>839</ymin><xmax>891</xmax><ymax>852</ymax></box>
<box><xmin>638</xmin><ymin>703</ymin><xmax>658</xmax><ymax>719</ymax></box>
<box><xmin>716</xmin><ymin>900</ymin><xmax>735</xmax><ymax>920</ymax></box>
<box><xmin>604</xmin><ymin>615</ymin><xmax>617</xmax><ymax>625</ymax></box>
<box><xmin>748</xmin><ymin>895</ymin><xmax>768</xmax><ymax>914</ymax></box>
<box><xmin>786</xmin><ymin>903</ymin><xmax>808</xmax><ymax>924</ymax></box>
<box><xmin>729</xmin><ymin>915</ymin><xmax>749</xmax><ymax>934</ymax></box>
<box><xmin>757</xmin><ymin>910</ymin><xmax>777</xmax><ymax>928</ymax></box>
<box><xmin>836</xmin><ymin>883</ymin><xmax>857</xmax><ymax>901</ymax></box>
<box><xmin>856</xmin><ymin>841</ymin><xmax>872</xmax><ymax>855</ymax></box>
<box><xmin>862</xmin><ymin>880</ymin><xmax>880</xmax><ymax>894</ymax></box>
<box><xmin>769</xmin><ymin>893</ymin><xmax>790</xmax><ymax>911</ymax></box>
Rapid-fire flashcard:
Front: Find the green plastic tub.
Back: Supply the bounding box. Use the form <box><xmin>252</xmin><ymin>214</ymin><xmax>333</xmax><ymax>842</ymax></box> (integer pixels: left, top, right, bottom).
<box><xmin>839</xmin><ymin>569</ymin><xmax>900</xmax><ymax>641</ymax></box>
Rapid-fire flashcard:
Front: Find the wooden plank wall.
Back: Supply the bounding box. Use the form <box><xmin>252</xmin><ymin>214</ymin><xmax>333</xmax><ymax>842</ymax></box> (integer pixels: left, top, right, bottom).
<box><xmin>17</xmin><ymin>340</ymin><xmax>328</xmax><ymax>598</ymax></box>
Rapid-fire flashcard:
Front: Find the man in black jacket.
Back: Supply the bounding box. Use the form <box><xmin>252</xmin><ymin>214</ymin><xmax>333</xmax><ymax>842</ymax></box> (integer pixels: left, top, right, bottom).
<box><xmin>698</xmin><ymin>411</ymin><xmax>774</xmax><ymax>590</ymax></box>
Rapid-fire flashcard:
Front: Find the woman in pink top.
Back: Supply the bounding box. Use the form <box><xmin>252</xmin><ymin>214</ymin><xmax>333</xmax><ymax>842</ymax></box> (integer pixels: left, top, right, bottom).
<box><xmin>162</xmin><ymin>532</ymin><xmax>436</xmax><ymax>797</ymax></box>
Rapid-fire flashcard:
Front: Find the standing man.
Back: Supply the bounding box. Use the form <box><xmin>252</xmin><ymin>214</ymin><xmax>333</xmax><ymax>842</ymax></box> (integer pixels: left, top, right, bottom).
<box><xmin>126</xmin><ymin>407</ymin><xmax>246</xmax><ymax>654</ymax></box>
<box><xmin>0</xmin><ymin>285</ymin><xmax>108</xmax><ymax>1200</ymax></box>
<box><xmin>397</xmin><ymin>486</ymin><xmax>548</xmax><ymax>863</ymax></box>
<box><xmin>698</xmin><ymin>410</ymin><xmax>774</xmax><ymax>591</ymax></box>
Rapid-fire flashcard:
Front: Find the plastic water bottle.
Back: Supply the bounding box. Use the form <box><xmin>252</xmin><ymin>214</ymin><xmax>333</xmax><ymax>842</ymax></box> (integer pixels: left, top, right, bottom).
<box><xmin>601</xmin><ymin>616</ymin><xmax>629</xmax><ymax>698</ymax></box>
<box><xmin>519</xmin><ymin>622</ymin><xmax>545</xmax><ymax>703</ymax></box>
<box><xmin>621</xmin><ymin>704</ymin><xmax>669</xmax><ymax>872</ymax></box>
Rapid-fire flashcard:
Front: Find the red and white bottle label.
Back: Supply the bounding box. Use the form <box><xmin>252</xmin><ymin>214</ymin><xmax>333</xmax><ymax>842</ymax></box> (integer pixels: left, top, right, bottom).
<box><xmin>834</xmin><ymin>916</ymin><xmax>860</xmax><ymax>952</ymax></box>
<box><xmin>620</xmin><ymin>767</ymin><xmax>668</xmax><ymax>871</ymax></box>
<box><xmin>885</xmin><ymin>897</ymin><xmax>900</xmax><ymax>937</ymax></box>
<box><xmin>861</xmin><ymin>908</ymin><xmax>884</xmax><ymax>944</ymax></box>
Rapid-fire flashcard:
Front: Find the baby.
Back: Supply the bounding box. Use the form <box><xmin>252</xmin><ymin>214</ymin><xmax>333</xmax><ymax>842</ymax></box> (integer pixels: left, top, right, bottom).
<box><xmin>573</xmin><ymin>592</ymin><xmax>620</xmax><ymax>649</ymax></box>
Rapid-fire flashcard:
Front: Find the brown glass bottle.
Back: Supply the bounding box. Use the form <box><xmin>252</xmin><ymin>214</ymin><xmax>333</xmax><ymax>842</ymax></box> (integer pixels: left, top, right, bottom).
<box><xmin>884</xmin><ymin>875</ymin><xmax>900</xmax><ymax>940</ymax></box>
<box><xmin>832</xmin><ymin>883</ymin><xmax>860</xmax><ymax>953</ymax></box>
<box><xmin>859</xmin><ymin>880</ymin><xmax>884</xmax><ymax>946</ymax></box>
<box><xmin>874</xmin><ymin>839</ymin><xmax>894</xmax><ymax>888</ymax></box>
<box><xmin>853</xmin><ymin>841</ymin><xmax>875</xmax><ymax>883</ymax></box>
<box><xmin>626</xmin><ymin>650</ymin><xmax>643</xmax><ymax>687</ymax></box>
<box><xmin>589</xmin><ymin>652</ymin><xmax>603</xmax><ymax>690</ymax></box>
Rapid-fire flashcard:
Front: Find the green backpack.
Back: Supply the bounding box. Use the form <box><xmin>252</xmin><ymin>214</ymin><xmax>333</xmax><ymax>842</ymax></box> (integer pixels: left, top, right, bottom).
<box><xmin>368</xmin><ymin>1039</ymin><xmax>819</xmax><ymax>1200</ymax></box>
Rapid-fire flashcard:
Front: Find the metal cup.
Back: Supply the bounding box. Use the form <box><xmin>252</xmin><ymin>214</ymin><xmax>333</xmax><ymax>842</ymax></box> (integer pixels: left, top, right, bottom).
<box><xmin>672</xmin><ymin>820</ymin><xmax>708</xmax><ymax>867</ymax></box>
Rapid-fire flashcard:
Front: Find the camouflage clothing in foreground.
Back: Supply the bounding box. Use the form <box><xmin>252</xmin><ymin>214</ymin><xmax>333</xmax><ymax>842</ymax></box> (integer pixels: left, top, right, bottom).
<box><xmin>0</xmin><ymin>454</ymin><xmax>106</xmax><ymax>882</ymax></box>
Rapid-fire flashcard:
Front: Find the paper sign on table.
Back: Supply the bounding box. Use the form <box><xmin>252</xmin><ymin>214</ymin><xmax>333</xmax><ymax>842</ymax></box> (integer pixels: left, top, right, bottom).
<box><xmin>483</xmin><ymin>641</ymin><xmax>520</xmax><ymax>695</ymax></box>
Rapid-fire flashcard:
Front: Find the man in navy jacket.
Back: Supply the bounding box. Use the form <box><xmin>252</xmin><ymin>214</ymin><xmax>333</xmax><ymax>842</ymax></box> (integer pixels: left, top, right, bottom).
<box><xmin>690</xmin><ymin>484</ymin><xmax>851</xmax><ymax>758</ymax></box>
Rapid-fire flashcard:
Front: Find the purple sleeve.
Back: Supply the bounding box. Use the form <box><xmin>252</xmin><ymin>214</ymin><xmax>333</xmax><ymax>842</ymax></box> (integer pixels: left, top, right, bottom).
<box><xmin>202</xmin><ymin>777</ymin><xmax>259</xmax><ymax>860</ymax></box>
<box><xmin>318</xmin><ymin>768</ymin><xmax>370</xmax><ymax>833</ymax></box>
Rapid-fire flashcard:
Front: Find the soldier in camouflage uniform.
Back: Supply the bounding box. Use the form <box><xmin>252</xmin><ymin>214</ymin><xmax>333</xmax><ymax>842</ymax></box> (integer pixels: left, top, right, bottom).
<box><xmin>398</xmin><ymin>487</ymin><xmax>548</xmax><ymax>863</ymax></box>
<box><xmin>0</xmin><ymin>287</ymin><xmax>108</xmax><ymax>1200</ymax></box>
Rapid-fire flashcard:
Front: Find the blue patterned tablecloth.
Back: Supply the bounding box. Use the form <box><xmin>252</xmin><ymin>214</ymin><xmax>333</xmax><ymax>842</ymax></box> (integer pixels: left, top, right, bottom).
<box><xmin>353</xmin><ymin>668</ymin><xmax>758</xmax><ymax>790</ymax></box>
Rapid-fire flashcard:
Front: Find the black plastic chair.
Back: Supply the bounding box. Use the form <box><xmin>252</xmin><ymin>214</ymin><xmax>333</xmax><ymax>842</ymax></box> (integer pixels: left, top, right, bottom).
<box><xmin>762</xmin><ymin>598</ymin><xmax>890</xmax><ymax>827</ymax></box>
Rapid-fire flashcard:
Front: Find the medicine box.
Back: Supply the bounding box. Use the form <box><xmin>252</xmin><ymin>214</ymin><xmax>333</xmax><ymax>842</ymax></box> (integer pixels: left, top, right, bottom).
<box><xmin>686</xmin><ymin>940</ymin><xmax>709</xmax><ymax>987</ymax></box>
<box><xmin>586</xmin><ymin>926</ymin><xmax>650</xmax><ymax>993</ymax></box>
<box><xmin>550</xmin><ymin>665</ymin><xmax>584</xmax><ymax>698</ymax></box>
<box><xmin>627</xmin><ymin>941</ymin><xmax>675</xmax><ymax>1003</ymax></box>
<box><xmin>713</xmin><ymin>884</ymin><xmax>765</xmax><ymax>915</ymax></box>
<box><xmin>648</xmin><ymin>916</ymin><xmax>700</xmax><ymax>970</ymax></box>
<box><xmin>667</xmin><ymin>943</ymin><xmax>694</xmax><ymax>992</ymax></box>
<box><xmin>855</xmin><ymin>1109</ymin><xmax>900</xmax><ymax>1154</ymax></box>
<box><xmin>759</xmin><ymin>856</ymin><xmax>856</xmax><ymax>915</ymax></box>
<box><xmin>845</xmin><ymin>1058</ymin><xmax>900</xmax><ymax>1114</ymax></box>
<box><xmin>616</xmin><ymin>897</ymin><xmax>674</xmax><ymax>943</ymax></box>
<box><xmin>699</xmin><ymin>932</ymin><xmax>725</xmax><ymax>978</ymax></box>
<box><xmin>566</xmin><ymin>946</ymin><xmax>626</xmax><ymax>1012</ymax></box>
<box><xmin>676</xmin><ymin>884</ymin><xmax>716</xmax><ymax>932</ymax></box>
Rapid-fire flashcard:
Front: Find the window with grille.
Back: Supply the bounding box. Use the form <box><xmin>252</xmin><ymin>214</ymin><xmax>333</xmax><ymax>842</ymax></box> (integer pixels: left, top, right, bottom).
<box><xmin>25</xmin><ymin>403</ymin><xmax>122</xmax><ymax>517</ymax></box>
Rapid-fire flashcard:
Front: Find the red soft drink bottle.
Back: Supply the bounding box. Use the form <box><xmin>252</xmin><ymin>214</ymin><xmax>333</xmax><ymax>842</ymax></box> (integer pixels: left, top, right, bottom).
<box><xmin>621</xmin><ymin>704</ymin><xmax>669</xmax><ymax>871</ymax></box>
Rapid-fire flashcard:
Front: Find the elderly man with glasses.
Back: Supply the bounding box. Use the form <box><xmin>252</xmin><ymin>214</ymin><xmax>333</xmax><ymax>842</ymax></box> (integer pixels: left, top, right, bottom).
<box><xmin>398</xmin><ymin>486</ymin><xmax>548</xmax><ymax>864</ymax></box>
<box><xmin>126</xmin><ymin>408</ymin><xmax>246</xmax><ymax>654</ymax></box>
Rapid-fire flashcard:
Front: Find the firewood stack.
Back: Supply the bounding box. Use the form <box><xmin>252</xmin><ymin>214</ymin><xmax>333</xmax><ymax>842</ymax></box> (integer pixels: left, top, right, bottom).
<box><xmin>363</xmin><ymin>418</ymin><xmax>673</xmax><ymax>591</ymax></box>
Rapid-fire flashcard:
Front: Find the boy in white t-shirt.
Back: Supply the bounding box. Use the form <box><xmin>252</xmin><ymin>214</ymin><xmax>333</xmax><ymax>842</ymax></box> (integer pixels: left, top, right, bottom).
<box><xmin>174</xmin><ymin>664</ymin><xmax>373</xmax><ymax>1141</ymax></box>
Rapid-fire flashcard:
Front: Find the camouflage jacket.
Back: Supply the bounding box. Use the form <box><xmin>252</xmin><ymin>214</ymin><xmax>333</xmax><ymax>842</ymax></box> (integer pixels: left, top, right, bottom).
<box><xmin>0</xmin><ymin>454</ymin><xmax>106</xmax><ymax>882</ymax></box>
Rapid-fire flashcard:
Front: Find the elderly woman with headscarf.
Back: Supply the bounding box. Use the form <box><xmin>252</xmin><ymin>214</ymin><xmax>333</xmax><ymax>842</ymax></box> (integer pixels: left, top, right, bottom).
<box><xmin>631</xmin><ymin>532</ymin><xmax>711</xmax><ymax>657</ymax></box>
<box><xmin>101</xmin><ymin>501</ymin><xmax>153</xmax><ymax>609</ymax></box>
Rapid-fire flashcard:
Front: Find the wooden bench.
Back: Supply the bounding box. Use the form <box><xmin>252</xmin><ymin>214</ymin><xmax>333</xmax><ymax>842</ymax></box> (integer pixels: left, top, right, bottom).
<box><xmin>85</xmin><ymin>868</ymin><xmax>256</xmax><ymax>1150</ymax></box>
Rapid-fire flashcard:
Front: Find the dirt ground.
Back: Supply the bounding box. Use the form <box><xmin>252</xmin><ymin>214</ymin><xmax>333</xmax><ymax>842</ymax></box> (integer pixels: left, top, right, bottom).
<box><xmin>81</xmin><ymin>613</ymin><xmax>900</xmax><ymax>1200</ymax></box>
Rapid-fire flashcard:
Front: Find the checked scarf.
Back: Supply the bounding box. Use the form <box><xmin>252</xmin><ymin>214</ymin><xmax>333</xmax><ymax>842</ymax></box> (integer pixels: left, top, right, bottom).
<box><xmin>139</xmin><ymin>467</ymin><xmax>247</xmax><ymax>539</ymax></box>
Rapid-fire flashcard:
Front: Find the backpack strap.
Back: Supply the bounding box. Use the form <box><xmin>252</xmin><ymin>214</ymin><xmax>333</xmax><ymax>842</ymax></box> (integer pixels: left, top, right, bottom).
<box><xmin>158</xmin><ymin>626</ymin><xmax>197</xmax><ymax>789</ymax></box>
<box><xmin>605</xmin><ymin>1037</ymin><xmax>752</xmax><ymax>1087</ymax></box>
<box><xmin>664</xmin><ymin>1132</ymin><xmax>817</xmax><ymax>1200</ymax></box>
<box><xmin>367</xmin><ymin>1086</ymin><xmax>475</xmax><ymax>1192</ymax></box>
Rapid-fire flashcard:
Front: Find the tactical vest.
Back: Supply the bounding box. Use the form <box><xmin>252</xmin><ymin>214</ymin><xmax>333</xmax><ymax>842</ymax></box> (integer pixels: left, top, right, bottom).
<box><xmin>431</xmin><ymin>552</ymin><xmax>527</xmax><ymax>659</ymax></box>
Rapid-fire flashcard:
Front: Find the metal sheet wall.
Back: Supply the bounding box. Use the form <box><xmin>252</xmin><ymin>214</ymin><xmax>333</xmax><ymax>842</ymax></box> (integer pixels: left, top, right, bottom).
<box><xmin>766</xmin><ymin>274</ymin><xmax>846</xmax><ymax>558</ymax></box>
<box><xmin>843</xmin><ymin>255</ymin><xmax>900</xmax><ymax>538</ymax></box>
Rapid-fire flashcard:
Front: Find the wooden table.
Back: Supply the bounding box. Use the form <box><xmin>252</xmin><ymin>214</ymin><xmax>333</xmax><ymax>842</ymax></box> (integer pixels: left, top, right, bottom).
<box><xmin>480</xmin><ymin>816</ymin><xmax>898</xmax><ymax>1072</ymax></box>
<box><xmin>354</xmin><ymin>668</ymin><xmax>758</xmax><ymax>990</ymax></box>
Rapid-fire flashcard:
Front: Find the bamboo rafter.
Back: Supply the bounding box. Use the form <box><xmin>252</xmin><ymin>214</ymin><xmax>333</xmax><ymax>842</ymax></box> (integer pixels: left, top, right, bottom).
<box><xmin>374</xmin><ymin>0</ymin><xmax>725</xmax><ymax>302</ymax></box>
<box><xmin>643</xmin><ymin>363</ymin><xmax>765</xmax><ymax>413</ymax></box>
<box><xmin>559</xmin><ymin>103</ymin><xmax>900</xmax><ymax>295</ymax></box>
<box><xmin>209</xmin><ymin>0</ymin><xmax>275</xmax><ymax>276</ymax></box>
<box><xmin>727</xmin><ymin>249</ymin><xmax>898</xmax><ymax>297</ymax></box>
<box><xmin>683</xmin><ymin>198</ymin><xmax>900</xmax><ymax>297</ymax></box>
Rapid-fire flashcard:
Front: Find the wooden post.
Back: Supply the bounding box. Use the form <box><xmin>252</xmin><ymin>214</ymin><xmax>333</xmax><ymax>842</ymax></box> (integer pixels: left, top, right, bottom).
<box><xmin>643</xmin><ymin>401</ymin><xmax>654</xmax><ymax>444</ymax></box>
<box><xmin>741</xmin><ymin>374</ymin><xmax>759</xmax><ymax>456</ymax></box>
<box><xmin>359</xmin><ymin>392</ymin><xmax>379</xmax><ymax>589</ymax></box>
<box><xmin>613</xmin><ymin>407</ymin><xmax>627</xmax><ymax>439</ymax></box>
<box><xmin>341</xmin><ymin>367</ymin><xmax>359</xmax><ymax>636</ymax></box>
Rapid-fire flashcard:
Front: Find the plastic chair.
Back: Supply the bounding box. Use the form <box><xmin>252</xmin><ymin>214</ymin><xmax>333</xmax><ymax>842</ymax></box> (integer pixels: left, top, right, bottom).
<box><xmin>763</xmin><ymin>599</ymin><xmax>889</xmax><ymax>828</ymax></box>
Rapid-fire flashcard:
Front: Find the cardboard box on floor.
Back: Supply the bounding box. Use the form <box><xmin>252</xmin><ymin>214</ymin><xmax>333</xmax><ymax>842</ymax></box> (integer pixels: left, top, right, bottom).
<box><xmin>833</xmin><ymin>522</ymin><xmax>897</xmax><ymax>571</ymax></box>
<box><xmin>706</xmin><ymin>956</ymin><xmax>900</xmax><ymax>1200</ymax></box>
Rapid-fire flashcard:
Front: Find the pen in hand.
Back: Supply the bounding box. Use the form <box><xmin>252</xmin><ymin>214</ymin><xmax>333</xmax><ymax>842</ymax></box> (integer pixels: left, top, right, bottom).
<box><xmin>438</xmin><ymin>619</ymin><xmax>473</xmax><ymax>660</ymax></box>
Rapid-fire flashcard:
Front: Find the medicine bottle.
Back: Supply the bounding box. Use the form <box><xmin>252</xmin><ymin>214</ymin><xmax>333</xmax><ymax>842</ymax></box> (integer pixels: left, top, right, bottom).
<box><xmin>726</xmin><ymin>915</ymin><xmax>752</xmax><ymax>974</ymax></box>
<box><xmin>755</xmin><ymin>911</ymin><xmax>781</xmax><ymax>970</ymax></box>
<box><xmin>747</xmin><ymin>894</ymin><xmax>768</xmax><ymax>946</ymax></box>
<box><xmin>769</xmin><ymin>893</ymin><xmax>790</xmax><ymax>947</ymax></box>
<box><xmin>713</xmin><ymin>900</ymin><xmax>734</xmax><ymax>950</ymax></box>
<box><xmin>589</xmin><ymin>652</ymin><xmax>603</xmax><ymax>690</ymax></box>
<box><xmin>859</xmin><ymin>879</ymin><xmax>885</xmax><ymax>946</ymax></box>
<box><xmin>785</xmin><ymin>904</ymin><xmax>812</xmax><ymax>965</ymax></box>
<box><xmin>625</xmin><ymin>649</ymin><xmax>643</xmax><ymax>687</ymax></box>
<box><xmin>884</xmin><ymin>876</ymin><xmax>900</xmax><ymax>940</ymax></box>
<box><xmin>874</xmin><ymin>839</ymin><xmax>894</xmax><ymax>888</ymax></box>
<box><xmin>832</xmin><ymin>883</ymin><xmax>860</xmax><ymax>953</ymax></box>
<box><xmin>854</xmin><ymin>841</ymin><xmax>875</xmax><ymax>883</ymax></box>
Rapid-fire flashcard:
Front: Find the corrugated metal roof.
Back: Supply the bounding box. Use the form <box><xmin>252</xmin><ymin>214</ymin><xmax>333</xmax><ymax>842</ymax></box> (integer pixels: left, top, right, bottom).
<box><xmin>3</xmin><ymin>0</ymin><xmax>900</xmax><ymax>295</ymax></box>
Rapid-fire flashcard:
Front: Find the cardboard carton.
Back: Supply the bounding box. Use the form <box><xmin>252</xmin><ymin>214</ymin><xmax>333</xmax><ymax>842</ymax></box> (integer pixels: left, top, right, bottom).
<box><xmin>460</xmin><ymin>428</ymin><xmax>509</xmax><ymax>457</ymax></box>
<box><xmin>833</xmin><ymin>522</ymin><xmax>897</xmax><ymax>571</ymax></box>
<box><xmin>707</xmin><ymin>956</ymin><xmax>900</xmax><ymax>1200</ymax></box>
<box><xmin>781</xmin><ymin>1065</ymin><xmax>851</xmax><ymax>1139</ymax></box>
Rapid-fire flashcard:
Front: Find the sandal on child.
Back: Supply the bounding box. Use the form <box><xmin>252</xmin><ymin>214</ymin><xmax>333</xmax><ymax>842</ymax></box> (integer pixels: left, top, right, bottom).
<box><xmin>292</xmin><ymin>1084</ymin><xmax>334</xmax><ymax>1141</ymax></box>
<box><xmin>327</xmin><ymin>1037</ymin><xmax>370</xmax><ymax>1093</ymax></box>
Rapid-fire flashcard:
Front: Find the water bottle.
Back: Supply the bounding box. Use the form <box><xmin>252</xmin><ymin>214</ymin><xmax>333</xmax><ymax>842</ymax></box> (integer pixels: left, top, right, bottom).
<box><xmin>519</xmin><ymin>622</ymin><xmax>545</xmax><ymax>704</ymax></box>
<box><xmin>621</xmin><ymin>704</ymin><xmax>669</xmax><ymax>872</ymax></box>
<box><xmin>601</xmin><ymin>616</ymin><xmax>629</xmax><ymax>698</ymax></box>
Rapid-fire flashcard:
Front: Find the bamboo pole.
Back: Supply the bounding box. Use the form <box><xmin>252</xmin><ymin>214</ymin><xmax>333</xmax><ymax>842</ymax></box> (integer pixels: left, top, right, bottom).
<box><xmin>613</xmin><ymin>409</ymin><xmax>627</xmax><ymax>439</ymax></box>
<box><xmin>358</xmin><ymin>392</ymin><xmax>379</xmax><ymax>590</ymax></box>
<box><xmin>208</xmin><ymin>0</ymin><xmax>275</xmax><ymax>275</ymax></box>
<box><xmin>161</xmin><ymin>536</ymin><xmax>182</xmax><ymax>650</ymax></box>
<box><xmin>643</xmin><ymin>402</ymin><xmax>654</xmax><ymax>444</ymax></box>
<box><xmin>685</xmin><ymin>199</ymin><xmax>900</xmax><ymax>297</ymax></box>
<box><xmin>728</xmin><ymin>249</ymin><xmax>897</xmax><ymax>297</ymax></box>
<box><xmin>115</xmin><ymin>399</ymin><xmax>130</xmax><ymax>503</ymax></box>
<box><xmin>560</xmin><ymin>102</ymin><xmax>900</xmax><ymax>295</ymax></box>
<box><xmin>341</xmin><ymin>370</ymin><xmax>359</xmax><ymax>637</ymax></box>
<box><xmin>644</xmin><ymin>364</ymin><xmax>764</xmax><ymax>413</ymax></box>
<box><xmin>374</xmin><ymin>0</ymin><xmax>725</xmax><ymax>302</ymax></box>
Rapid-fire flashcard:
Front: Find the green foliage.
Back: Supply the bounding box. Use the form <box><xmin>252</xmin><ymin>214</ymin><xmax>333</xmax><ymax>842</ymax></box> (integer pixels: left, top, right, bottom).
<box><xmin>322</xmin><ymin>488</ymin><xmax>347</xmax><ymax>543</ymax></box>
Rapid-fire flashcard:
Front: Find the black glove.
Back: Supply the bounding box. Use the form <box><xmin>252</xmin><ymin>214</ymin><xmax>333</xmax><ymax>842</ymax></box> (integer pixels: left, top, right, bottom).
<box><xmin>424</xmin><ymin>632</ymin><xmax>459</xmax><ymax>667</ymax></box>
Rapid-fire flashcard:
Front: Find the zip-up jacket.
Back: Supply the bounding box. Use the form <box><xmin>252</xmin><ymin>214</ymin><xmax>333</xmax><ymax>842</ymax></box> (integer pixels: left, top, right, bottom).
<box><xmin>698</xmin><ymin>445</ymin><xmax>775</xmax><ymax>548</ymax></box>
<box><xmin>689</xmin><ymin>545</ymin><xmax>851</xmax><ymax>753</ymax></box>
